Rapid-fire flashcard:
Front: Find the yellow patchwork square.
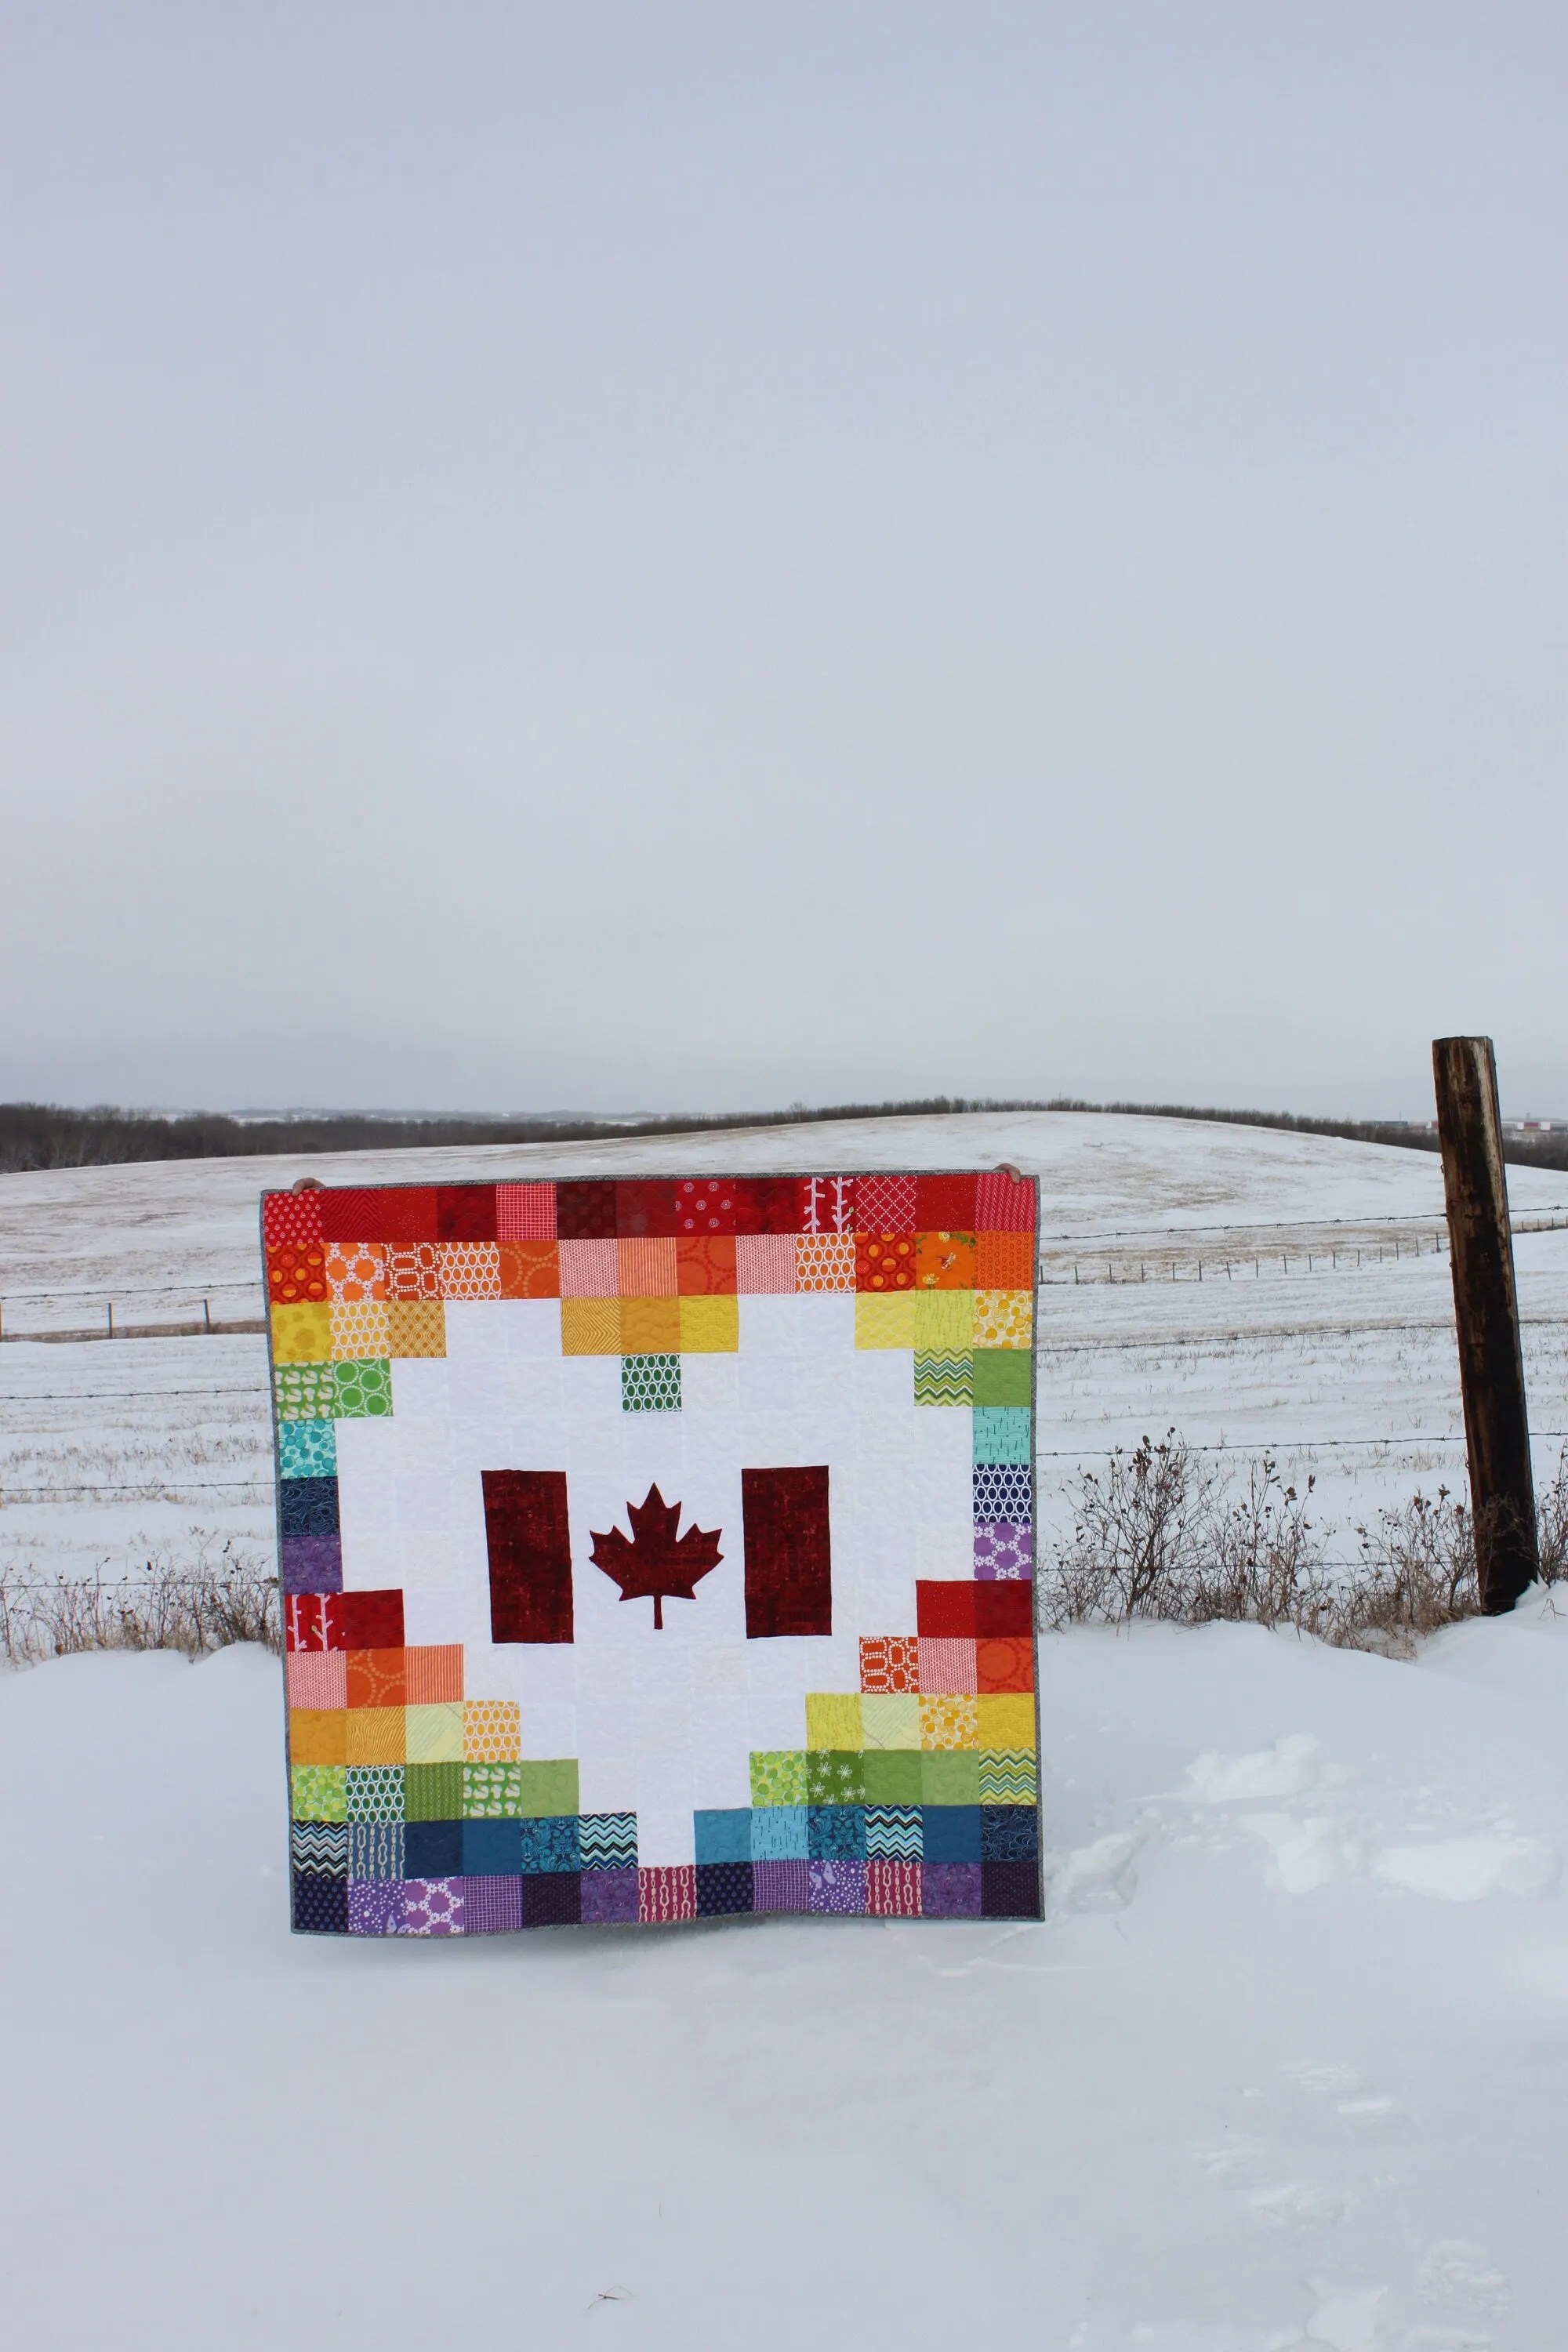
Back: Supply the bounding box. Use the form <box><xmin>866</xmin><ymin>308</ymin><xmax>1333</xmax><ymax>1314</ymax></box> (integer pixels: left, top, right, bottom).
<box><xmin>859</xmin><ymin>1693</ymin><xmax>921</xmax><ymax>1750</ymax></box>
<box><xmin>387</xmin><ymin>1299</ymin><xmax>446</xmax><ymax>1358</ymax></box>
<box><xmin>270</xmin><ymin>1302</ymin><xmax>332</xmax><ymax>1363</ymax></box>
<box><xmin>621</xmin><ymin>1294</ymin><xmax>682</xmax><ymax>1354</ymax></box>
<box><xmin>405</xmin><ymin>1702</ymin><xmax>465</xmax><ymax>1763</ymax></box>
<box><xmin>976</xmin><ymin>1693</ymin><xmax>1036</xmax><ymax>1750</ymax></box>
<box><xmin>560</xmin><ymin>1298</ymin><xmax>622</xmax><ymax>1355</ymax></box>
<box><xmin>329</xmin><ymin>1298</ymin><xmax>392</xmax><ymax>1360</ymax></box>
<box><xmin>918</xmin><ymin>1694</ymin><xmax>980</xmax><ymax>1751</ymax></box>
<box><xmin>973</xmin><ymin>1290</ymin><xmax>1033</xmax><ymax>1347</ymax></box>
<box><xmin>345</xmin><ymin>1706</ymin><xmax>405</xmax><ymax>1765</ymax></box>
<box><xmin>912</xmin><ymin>1289</ymin><xmax>974</xmax><ymax>1351</ymax></box>
<box><xmin>463</xmin><ymin>1699</ymin><xmax>522</xmax><ymax>1762</ymax></box>
<box><xmin>678</xmin><ymin>1294</ymin><xmax>739</xmax><ymax>1352</ymax></box>
<box><xmin>804</xmin><ymin>1691</ymin><xmax>863</xmax><ymax>1750</ymax></box>
<box><xmin>854</xmin><ymin>1294</ymin><xmax>917</xmax><ymax>1350</ymax></box>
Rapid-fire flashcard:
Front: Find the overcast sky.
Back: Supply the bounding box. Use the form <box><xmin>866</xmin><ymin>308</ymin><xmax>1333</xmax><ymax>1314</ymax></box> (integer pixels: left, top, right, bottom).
<box><xmin>2</xmin><ymin>5</ymin><xmax>1563</xmax><ymax>1119</ymax></box>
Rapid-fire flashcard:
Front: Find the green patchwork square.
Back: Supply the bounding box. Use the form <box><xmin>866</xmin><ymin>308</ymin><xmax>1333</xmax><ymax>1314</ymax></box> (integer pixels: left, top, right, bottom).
<box><xmin>346</xmin><ymin>1765</ymin><xmax>405</xmax><ymax>1821</ymax></box>
<box><xmin>971</xmin><ymin>1405</ymin><xmax>1032</xmax><ymax>1464</ymax></box>
<box><xmin>921</xmin><ymin>1751</ymin><xmax>982</xmax><ymax>1805</ymax></box>
<box><xmin>978</xmin><ymin>1748</ymin><xmax>1038</xmax><ymax>1804</ymax></box>
<box><xmin>806</xmin><ymin>1748</ymin><xmax>866</xmax><ymax>1804</ymax></box>
<box><xmin>274</xmin><ymin>1362</ymin><xmax>336</xmax><ymax>1421</ymax></box>
<box><xmin>463</xmin><ymin>1762</ymin><xmax>524</xmax><ymax>1818</ymax></box>
<box><xmin>750</xmin><ymin>1750</ymin><xmax>809</xmax><ymax>1807</ymax></box>
<box><xmin>621</xmin><ymin>1352</ymin><xmax>681</xmax><ymax>1412</ymax></box>
<box><xmin>291</xmin><ymin>1764</ymin><xmax>346</xmax><ymax>1820</ymax></box>
<box><xmin>278</xmin><ymin>1418</ymin><xmax>336</xmax><ymax>1479</ymax></box>
<box><xmin>862</xmin><ymin>1749</ymin><xmax>924</xmax><ymax>1805</ymax></box>
<box><xmin>404</xmin><ymin>1762</ymin><xmax>463</xmax><ymax>1820</ymax></box>
<box><xmin>972</xmin><ymin>1349</ymin><xmax>1032</xmax><ymax>1407</ymax></box>
<box><xmin>913</xmin><ymin>1351</ymin><xmax>974</xmax><ymax>1406</ymax></box>
<box><xmin>517</xmin><ymin>1760</ymin><xmax>579</xmax><ymax>1817</ymax></box>
<box><xmin>334</xmin><ymin>1358</ymin><xmax>394</xmax><ymax>1418</ymax></box>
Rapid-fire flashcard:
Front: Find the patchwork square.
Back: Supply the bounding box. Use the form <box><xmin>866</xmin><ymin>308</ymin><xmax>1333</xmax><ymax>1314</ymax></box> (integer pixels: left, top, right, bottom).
<box><xmin>264</xmin><ymin>1166</ymin><xmax>1038</xmax><ymax>1933</ymax></box>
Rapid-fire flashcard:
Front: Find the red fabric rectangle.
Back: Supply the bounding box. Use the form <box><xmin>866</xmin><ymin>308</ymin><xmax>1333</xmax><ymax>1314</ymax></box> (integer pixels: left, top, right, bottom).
<box><xmin>554</xmin><ymin>1180</ymin><xmax>618</xmax><ymax>1239</ymax></box>
<box><xmin>743</xmin><ymin>1465</ymin><xmax>832</xmax><ymax>1638</ymax></box>
<box><xmin>437</xmin><ymin>1185</ymin><xmax>497</xmax><ymax>1242</ymax></box>
<box><xmin>284</xmin><ymin>1593</ymin><xmax>329</xmax><ymax>1652</ymax></box>
<box><xmin>672</xmin><ymin>1178</ymin><xmax>738</xmax><ymax>1234</ymax></box>
<box><xmin>866</xmin><ymin>1860</ymin><xmax>922</xmax><ymax>1916</ymax></box>
<box><xmin>319</xmin><ymin>1187</ymin><xmax>438</xmax><ymax>1243</ymax></box>
<box><xmin>974</xmin><ymin>1581</ymin><xmax>1034</xmax><ymax>1637</ymax></box>
<box><xmin>732</xmin><ymin>1179</ymin><xmax>803</xmax><ymax>1235</ymax></box>
<box><xmin>915</xmin><ymin>1174</ymin><xmax>978</xmax><ymax>1229</ymax></box>
<box><xmin>495</xmin><ymin>1182</ymin><xmax>556</xmax><ymax>1240</ymax></box>
<box><xmin>263</xmin><ymin>1191</ymin><xmax>324</xmax><ymax>1250</ymax></box>
<box><xmin>796</xmin><ymin>1176</ymin><xmax>857</xmax><ymax>1234</ymax></box>
<box><xmin>330</xmin><ymin>1590</ymin><xmax>406</xmax><ymax>1650</ymax></box>
<box><xmin>915</xmin><ymin>1579</ymin><xmax>978</xmax><ymax>1637</ymax></box>
<box><xmin>639</xmin><ymin>1865</ymin><xmax>697</xmax><ymax>1923</ymax></box>
<box><xmin>482</xmin><ymin>1470</ymin><xmax>574</xmax><ymax>1643</ymax></box>
<box><xmin>615</xmin><ymin>1181</ymin><xmax>680</xmax><ymax>1237</ymax></box>
<box><xmin>974</xmin><ymin>1171</ymin><xmax>1037</xmax><ymax>1234</ymax></box>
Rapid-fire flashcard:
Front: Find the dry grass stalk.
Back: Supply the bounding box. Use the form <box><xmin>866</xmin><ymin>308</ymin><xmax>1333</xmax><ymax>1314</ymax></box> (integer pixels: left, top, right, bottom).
<box><xmin>0</xmin><ymin>1544</ymin><xmax>278</xmax><ymax>1668</ymax></box>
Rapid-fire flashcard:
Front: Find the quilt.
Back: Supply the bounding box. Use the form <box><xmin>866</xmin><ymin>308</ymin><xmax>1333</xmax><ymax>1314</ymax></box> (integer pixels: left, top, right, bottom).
<box><xmin>265</xmin><ymin>1169</ymin><xmax>1041</xmax><ymax>1933</ymax></box>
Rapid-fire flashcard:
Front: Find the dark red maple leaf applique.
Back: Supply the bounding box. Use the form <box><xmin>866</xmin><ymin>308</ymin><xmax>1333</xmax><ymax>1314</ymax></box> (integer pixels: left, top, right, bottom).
<box><xmin>588</xmin><ymin>1485</ymin><xmax>724</xmax><ymax>1630</ymax></box>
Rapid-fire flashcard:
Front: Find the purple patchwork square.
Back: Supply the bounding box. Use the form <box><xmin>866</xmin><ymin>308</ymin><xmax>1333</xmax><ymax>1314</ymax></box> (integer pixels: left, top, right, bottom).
<box><xmin>463</xmin><ymin>1874</ymin><xmax>524</xmax><ymax>1933</ymax></box>
<box><xmin>973</xmin><ymin>1521</ymin><xmax>1033</xmax><ymax>1580</ymax></box>
<box><xmin>404</xmin><ymin>1876</ymin><xmax>466</xmax><ymax>1935</ymax></box>
<box><xmin>580</xmin><ymin>1867</ymin><xmax>640</xmax><ymax>1923</ymax></box>
<box><xmin>753</xmin><ymin>1859</ymin><xmax>810</xmax><ymax>1913</ymax></box>
<box><xmin>922</xmin><ymin>1862</ymin><xmax>982</xmax><ymax>1918</ymax></box>
<box><xmin>524</xmin><ymin>1871</ymin><xmax>582</xmax><ymax>1927</ymax></box>
<box><xmin>281</xmin><ymin>1534</ymin><xmax>343</xmax><ymax>1594</ymax></box>
<box><xmin>347</xmin><ymin>1880</ymin><xmax>404</xmax><ymax>1936</ymax></box>
<box><xmin>808</xmin><ymin>1857</ymin><xmax>867</xmax><ymax>1915</ymax></box>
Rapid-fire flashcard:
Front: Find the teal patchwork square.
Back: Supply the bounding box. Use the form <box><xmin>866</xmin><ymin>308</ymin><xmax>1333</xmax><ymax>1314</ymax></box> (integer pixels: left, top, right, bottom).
<box><xmin>750</xmin><ymin>1806</ymin><xmax>809</xmax><ymax>1860</ymax></box>
<box><xmin>278</xmin><ymin>1419</ymin><xmax>336</xmax><ymax>1479</ymax></box>
<box><xmin>972</xmin><ymin>1406</ymin><xmax>1032</xmax><ymax>1464</ymax></box>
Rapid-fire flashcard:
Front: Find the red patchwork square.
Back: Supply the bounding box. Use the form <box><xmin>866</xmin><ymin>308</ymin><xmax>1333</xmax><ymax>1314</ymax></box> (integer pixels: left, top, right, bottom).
<box><xmin>676</xmin><ymin>1236</ymin><xmax>737</xmax><ymax>1295</ymax></box>
<box><xmin>331</xmin><ymin>1590</ymin><xmax>405</xmax><ymax>1650</ymax></box>
<box><xmin>673</xmin><ymin>1178</ymin><xmax>738</xmax><ymax>1234</ymax></box>
<box><xmin>615</xmin><ymin>1181</ymin><xmax>680</xmax><ymax>1238</ymax></box>
<box><xmin>866</xmin><ymin>1860</ymin><xmax>922</xmax><ymax>1916</ymax></box>
<box><xmin>267</xmin><ymin>1241</ymin><xmax>328</xmax><ymax>1305</ymax></box>
<box><xmin>405</xmin><ymin>1644</ymin><xmax>463</xmax><ymax>1703</ymax></box>
<box><xmin>974</xmin><ymin>1582</ymin><xmax>1033</xmax><ymax>1638</ymax></box>
<box><xmin>319</xmin><ymin>1186</ymin><xmax>439</xmax><ymax>1243</ymax></box>
<box><xmin>917</xmin><ymin>1636</ymin><xmax>978</xmax><ymax>1693</ymax></box>
<box><xmin>977</xmin><ymin>1635</ymin><xmax>1034</xmax><ymax>1693</ymax></box>
<box><xmin>496</xmin><ymin>1183</ymin><xmax>556</xmax><ymax>1240</ymax></box>
<box><xmin>285</xmin><ymin>1650</ymin><xmax>346</xmax><ymax>1707</ymax></box>
<box><xmin>855</xmin><ymin>1232</ymin><xmax>917</xmax><ymax>1292</ymax></box>
<box><xmin>916</xmin><ymin>1579</ymin><xmax>978</xmax><ymax>1638</ymax></box>
<box><xmin>974</xmin><ymin>1171</ymin><xmax>1036</xmax><ymax>1233</ymax></box>
<box><xmin>853</xmin><ymin>1175</ymin><xmax>916</xmax><ymax>1232</ymax></box>
<box><xmin>285</xmin><ymin>1594</ymin><xmax>330</xmax><ymax>1652</ymax></box>
<box><xmin>797</xmin><ymin>1176</ymin><xmax>856</xmax><ymax>1234</ymax></box>
<box><xmin>915</xmin><ymin>1174</ymin><xmax>978</xmax><ymax>1229</ymax></box>
<box><xmin>639</xmin><ymin>1865</ymin><xmax>697</xmax><ymax>1923</ymax></box>
<box><xmin>860</xmin><ymin>1635</ymin><xmax>920</xmax><ymax>1694</ymax></box>
<box><xmin>732</xmin><ymin>1180</ymin><xmax>803</xmax><ymax>1235</ymax></box>
<box><xmin>437</xmin><ymin>1185</ymin><xmax>497</xmax><ymax>1242</ymax></box>
<box><xmin>263</xmin><ymin>1191</ymin><xmax>324</xmax><ymax>1250</ymax></box>
<box><xmin>555</xmin><ymin>1180</ymin><xmax>618</xmax><ymax>1240</ymax></box>
<box><xmin>735</xmin><ymin>1235</ymin><xmax>797</xmax><ymax>1294</ymax></box>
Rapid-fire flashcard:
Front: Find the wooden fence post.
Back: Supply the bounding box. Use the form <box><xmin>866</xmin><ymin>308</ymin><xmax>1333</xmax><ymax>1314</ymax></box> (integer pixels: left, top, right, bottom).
<box><xmin>1432</xmin><ymin>1035</ymin><xmax>1539</xmax><ymax>1612</ymax></box>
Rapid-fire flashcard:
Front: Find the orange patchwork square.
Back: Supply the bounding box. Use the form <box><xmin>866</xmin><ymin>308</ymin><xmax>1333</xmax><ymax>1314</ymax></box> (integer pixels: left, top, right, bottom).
<box><xmin>975</xmin><ymin>1229</ymin><xmax>1035</xmax><ymax>1290</ymax></box>
<box><xmin>621</xmin><ymin>1294</ymin><xmax>681</xmax><ymax>1353</ymax></box>
<box><xmin>498</xmin><ymin>1240</ymin><xmax>560</xmax><ymax>1298</ymax></box>
<box><xmin>268</xmin><ymin>1242</ymin><xmax>328</xmax><ymax>1305</ymax></box>
<box><xmin>914</xmin><ymin>1232</ymin><xmax>975</xmax><ymax>1290</ymax></box>
<box><xmin>676</xmin><ymin>1235</ymin><xmax>737</xmax><ymax>1296</ymax></box>
<box><xmin>386</xmin><ymin>1242</ymin><xmax>441</xmax><ymax>1301</ymax></box>
<box><xmin>796</xmin><ymin>1234</ymin><xmax>856</xmax><ymax>1291</ymax></box>
<box><xmin>618</xmin><ymin>1238</ymin><xmax>677</xmax><ymax>1297</ymax></box>
<box><xmin>976</xmin><ymin>1635</ymin><xmax>1034</xmax><ymax>1693</ymax></box>
<box><xmin>405</xmin><ymin>1644</ymin><xmax>463</xmax><ymax>1703</ymax></box>
<box><xmin>325</xmin><ymin>1240</ymin><xmax>387</xmax><ymax>1302</ymax></box>
<box><xmin>345</xmin><ymin>1707</ymin><xmax>406</xmax><ymax>1765</ymax></box>
<box><xmin>387</xmin><ymin>1299</ymin><xmax>446</xmax><ymax>1358</ymax></box>
<box><xmin>289</xmin><ymin>1708</ymin><xmax>347</xmax><ymax>1766</ymax></box>
<box><xmin>860</xmin><ymin>1635</ymin><xmax>920</xmax><ymax>1693</ymax></box>
<box><xmin>347</xmin><ymin>1648</ymin><xmax>407</xmax><ymax>1709</ymax></box>
<box><xmin>437</xmin><ymin>1242</ymin><xmax>501</xmax><ymax>1300</ymax></box>
<box><xmin>855</xmin><ymin>1232</ymin><xmax>917</xmax><ymax>1292</ymax></box>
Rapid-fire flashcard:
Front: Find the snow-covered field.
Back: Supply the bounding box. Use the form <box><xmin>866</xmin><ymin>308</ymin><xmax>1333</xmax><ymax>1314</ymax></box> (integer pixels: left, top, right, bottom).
<box><xmin>3</xmin><ymin>1113</ymin><xmax>1568</xmax><ymax>2348</ymax></box>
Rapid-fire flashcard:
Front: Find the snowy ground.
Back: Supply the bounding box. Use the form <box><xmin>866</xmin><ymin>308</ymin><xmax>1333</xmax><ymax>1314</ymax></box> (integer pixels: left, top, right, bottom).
<box><xmin>2</xmin><ymin>1111</ymin><xmax>1565</xmax><ymax>1577</ymax></box>
<box><xmin>3</xmin><ymin>1113</ymin><xmax>1568</xmax><ymax>2348</ymax></box>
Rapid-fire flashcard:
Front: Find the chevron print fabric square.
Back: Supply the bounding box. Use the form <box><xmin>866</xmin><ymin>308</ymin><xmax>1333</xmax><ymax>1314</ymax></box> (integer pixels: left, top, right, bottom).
<box><xmin>266</xmin><ymin>1167</ymin><xmax>1040</xmax><ymax>1933</ymax></box>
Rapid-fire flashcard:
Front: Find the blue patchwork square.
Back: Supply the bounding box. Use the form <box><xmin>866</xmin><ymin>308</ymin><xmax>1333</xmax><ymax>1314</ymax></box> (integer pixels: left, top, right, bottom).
<box><xmin>808</xmin><ymin>1804</ymin><xmax>866</xmax><ymax>1860</ymax></box>
<box><xmin>404</xmin><ymin>1819</ymin><xmax>463</xmax><ymax>1877</ymax></box>
<box><xmin>750</xmin><ymin>1806</ymin><xmax>808</xmax><ymax>1860</ymax></box>
<box><xmin>519</xmin><ymin>1815</ymin><xmax>581</xmax><ymax>1874</ymax></box>
<box><xmin>579</xmin><ymin>1813</ymin><xmax>637</xmax><ymax>1870</ymax></box>
<box><xmin>278</xmin><ymin>1475</ymin><xmax>339</xmax><ymax>1537</ymax></box>
<box><xmin>463</xmin><ymin>1819</ymin><xmax>522</xmax><ymax>1876</ymax></box>
<box><xmin>920</xmin><ymin>1804</ymin><xmax>982</xmax><ymax>1863</ymax></box>
<box><xmin>695</xmin><ymin>1809</ymin><xmax>753</xmax><ymax>1864</ymax></box>
<box><xmin>347</xmin><ymin>1821</ymin><xmax>403</xmax><ymax>1879</ymax></box>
